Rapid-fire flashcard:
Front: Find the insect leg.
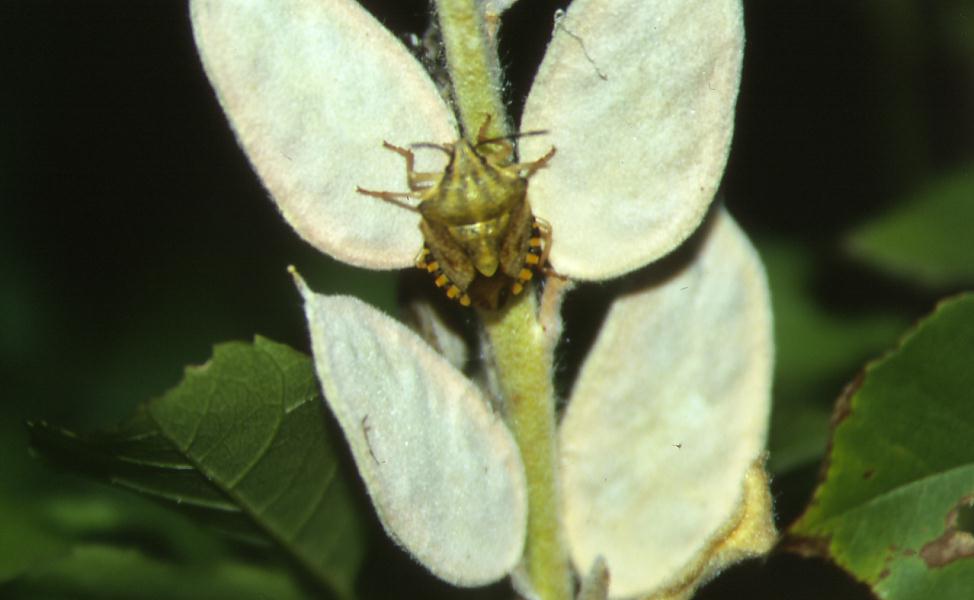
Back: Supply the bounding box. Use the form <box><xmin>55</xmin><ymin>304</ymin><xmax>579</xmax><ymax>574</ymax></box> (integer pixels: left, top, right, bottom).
<box><xmin>475</xmin><ymin>114</ymin><xmax>494</xmax><ymax>141</ymax></box>
<box><xmin>381</xmin><ymin>141</ymin><xmax>416</xmax><ymax>168</ymax></box>
<box><xmin>355</xmin><ymin>187</ymin><xmax>421</xmax><ymax>212</ymax></box>
<box><xmin>516</xmin><ymin>146</ymin><xmax>557</xmax><ymax>177</ymax></box>
<box><xmin>380</xmin><ymin>141</ymin><xmax>442</xmax><ymax>191</ymax></box>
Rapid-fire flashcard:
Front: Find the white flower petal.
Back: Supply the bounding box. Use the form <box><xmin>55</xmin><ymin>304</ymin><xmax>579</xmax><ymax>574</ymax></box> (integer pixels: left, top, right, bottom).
<box><xmin>192</xmin><ymin>0</ymin><xmax>456</xmax><ymax>268</ymax></box>
<box><xmin>559</xmin><ymin>208</ymin><xmax>773</xmax><ymax>598</ymax></box>
<box><xmin>521</xmin><ymin>0</ymin><xmax>744</xmax><ymax>280</ymax></box>
<box><xmin>649</xmin><ymin>462</ymin><xmax>776</xmax><ymax>600</ymax></box>
<box><xmin>295</xmin><ymin>278</ymin><xmax>526</xmax><ymax>586</ymax></box>
<box><xmin>402</xmin><ymin>297</ymin><xmax>470</xmax><ymax>373</ymax></box>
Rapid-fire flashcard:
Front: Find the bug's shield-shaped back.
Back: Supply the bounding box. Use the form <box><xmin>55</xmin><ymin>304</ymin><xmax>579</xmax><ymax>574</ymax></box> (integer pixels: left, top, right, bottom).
<box><xmin>361</xmin><ymin>133</ymin><xmax>554</xmax><ymax>309</ymax></box>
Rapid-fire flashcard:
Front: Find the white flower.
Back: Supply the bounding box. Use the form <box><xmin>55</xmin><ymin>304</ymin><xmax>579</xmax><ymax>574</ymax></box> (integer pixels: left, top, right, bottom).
<box><xmin>190</xmin><ymin>0</ymin><xmax>741</xmax><ymax>279</ymax></box>
<box><xmin>191</xmin><ymin>0</ymin><xmax>775</xmax><ymax>598</ymax></box>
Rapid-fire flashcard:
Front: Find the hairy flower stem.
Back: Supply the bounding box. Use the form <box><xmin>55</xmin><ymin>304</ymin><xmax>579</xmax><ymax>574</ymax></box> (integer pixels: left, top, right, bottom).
<box><xmin>433</xmin><ymin>1</ymin><xmax>571</xmax><ymax>598</ymax></box>
<box><xmin>433</xmin><ymin>0</ymin><xmax>508</xmax><ymax>140</ymax></box>
<box><xmin>482</xmin><ymin>295</ymin><xmax>571</xmax><ymax>600</ymax></box>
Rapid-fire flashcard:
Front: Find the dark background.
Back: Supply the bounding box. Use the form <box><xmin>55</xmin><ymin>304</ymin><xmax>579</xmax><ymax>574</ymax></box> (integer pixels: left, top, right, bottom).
<box><xmin>2</xmin><ymin>1</ymin><xmax>971</xmax><ymax>598</ymax></box>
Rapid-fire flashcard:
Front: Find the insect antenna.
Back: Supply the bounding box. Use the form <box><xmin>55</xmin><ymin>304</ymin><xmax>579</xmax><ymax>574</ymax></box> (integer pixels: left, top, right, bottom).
<box><xmin>476</xmin><ymin>129</ymin><xmax>548</xmax><ymax>148</ymax></box>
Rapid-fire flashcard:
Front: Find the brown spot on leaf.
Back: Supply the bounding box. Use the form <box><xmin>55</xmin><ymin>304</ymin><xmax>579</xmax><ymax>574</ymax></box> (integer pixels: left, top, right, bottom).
<box><xmin>863</xmin><ymin>468</ymin><xmax>875</xmax><ymax>480</ymax></box>
<box><xmin>920</xmin><ymin>531</ymin><xmax>974</xmax><ymax>568</ymax></box>
<box><xmin>831</xmin><ymin>371</ymin><xmax>864</xmax><ymax>428</ymax></box>
<box><xmin>804</xmin><ymin>371</ymin><xmax>868</xmax><ymax>497</ymax></box>
<box><xmin>920</xmin><ymin>495</ymin><xmax>974</xmax><ymax>569</ymax></box>
<box><xmin>781</xmin><ymin>534</ymin><xmax>831</xmax><ymax>559</ymax></box>
<box><xmin>878</xmin><ymin>544</ymin><xmax>904</xmax><ymax>579</ymax></box>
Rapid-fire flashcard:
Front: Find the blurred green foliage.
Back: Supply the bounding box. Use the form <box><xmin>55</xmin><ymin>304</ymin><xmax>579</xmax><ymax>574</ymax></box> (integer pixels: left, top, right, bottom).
<box><xmin>847</xmin><ymin>165</ymin><xmax>974</xmax><ymax>287</ymax></box>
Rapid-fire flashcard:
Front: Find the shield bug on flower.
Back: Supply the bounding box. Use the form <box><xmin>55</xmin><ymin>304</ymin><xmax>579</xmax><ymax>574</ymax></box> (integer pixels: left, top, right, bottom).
<box><xmin>357</xmin><ymin>119</ymin><xmax>555</xmax><ymax>310</ymax></box>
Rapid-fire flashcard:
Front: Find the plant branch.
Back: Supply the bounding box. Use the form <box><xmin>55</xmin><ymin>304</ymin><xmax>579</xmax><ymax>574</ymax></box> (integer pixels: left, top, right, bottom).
<box><xmin>434</xmin><ymin>2</ymin><xmax>571</xmax><ymax>597</ymax></box>
<box><xmin>433</xmin><ymin>0</ymin><xmax>508</xmax><ymax>139</ymax></box>
<box><xmin>482</xmin><ymin>294</ymin><xmax>571</xmax><ymax>600</ymax></box>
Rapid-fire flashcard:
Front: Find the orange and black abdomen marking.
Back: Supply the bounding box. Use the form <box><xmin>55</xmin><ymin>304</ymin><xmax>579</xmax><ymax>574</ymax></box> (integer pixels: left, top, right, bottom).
<box><xmin>417</xmin><ymin>247</ymin><xmax>473</xmax><ymax>307</ymax></box>
<box><xmin>510</xmin><ymin>219</ymin><xmax>547</xmax><ymax>296</ymax></box>
<box><xmin>417</xmin><ymin>217</ymin><xmax>549</xmax><ymax>309</ymax></box>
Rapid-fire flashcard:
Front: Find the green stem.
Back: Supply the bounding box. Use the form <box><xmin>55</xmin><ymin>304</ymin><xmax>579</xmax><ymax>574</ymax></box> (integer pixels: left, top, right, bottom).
<box><xmin>434</xmin><ymin>2</ymin><xmax>571</xmax><ymax>597</ymax></box>
<box><xmin>433</xmin><ymin>0</ymin><xmax>508</xmax><ymax>139</ymax></box>
<box><xmin>482</xmin><ymin>296</ymin><xmax>572</xmax><ymax>600</ymax></box>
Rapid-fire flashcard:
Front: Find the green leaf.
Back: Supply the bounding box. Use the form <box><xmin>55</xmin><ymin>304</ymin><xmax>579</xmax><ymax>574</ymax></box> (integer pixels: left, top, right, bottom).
<box><xmin>27</xmin><ymin>412</ymin><xmax>267</xmax><ymax>544</ymax></box>
<box><xmin>3</xmin><ymin>544</ymin><xmax>306</xmax><ymax>600</ymax></box>
<box><xmin>789</xmin><ymin>294</ymin><xmax>974</xmax><ymax>600</ymax></box>
<box><xmin>847</xmin><ymin>165</ymin><xmax>974</xmax><ymax>287</ymax></box>
<box><xmin>28</xmin><ymin>337</ymin><xmax>365</xmax><ymax>599</ymax></box>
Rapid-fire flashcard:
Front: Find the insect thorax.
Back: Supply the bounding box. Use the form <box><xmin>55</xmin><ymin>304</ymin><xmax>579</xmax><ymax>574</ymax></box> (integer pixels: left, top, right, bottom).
<box><xmin>419</xmin><ymin>142</ymin><xmax>527</xmax><ymax>226</ymax></box>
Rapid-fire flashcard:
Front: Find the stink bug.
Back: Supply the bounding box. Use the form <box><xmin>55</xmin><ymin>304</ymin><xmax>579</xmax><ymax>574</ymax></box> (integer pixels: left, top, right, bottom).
<box><xmin>357</xmin><ymin>119</ymin><xmax>555</xmax><ymax>310</ymax></box>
